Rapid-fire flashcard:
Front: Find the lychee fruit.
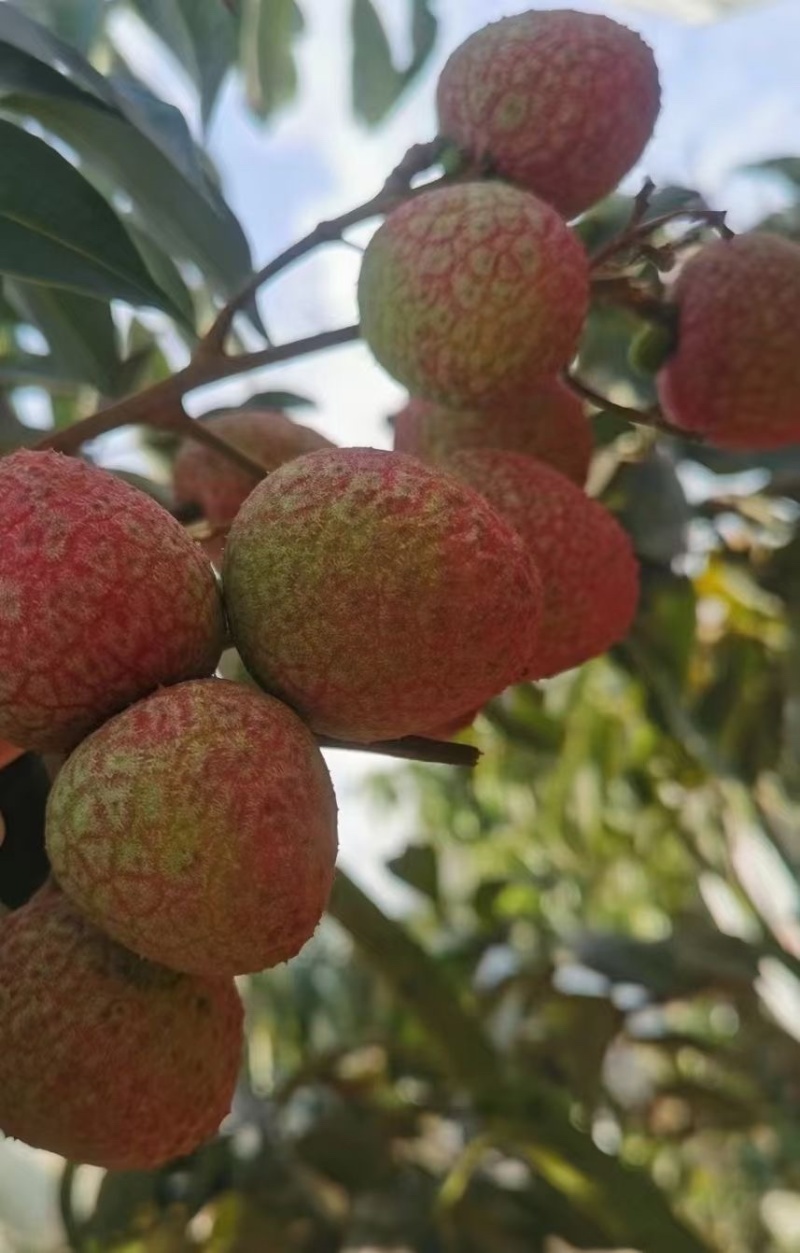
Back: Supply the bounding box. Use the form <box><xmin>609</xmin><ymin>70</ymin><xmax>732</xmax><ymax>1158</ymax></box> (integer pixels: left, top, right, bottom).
<box><xmin>222</xmin><ymin>447</ymin><xmax>543</xmax><ymax>742</ymax></box>
<box><xmin>173</xmin><ymin>408</ymin><xmax>334</xmax><ymax>562</ymax></box>
<box><xmin>447</xmin><ymin>452</ymin><xmax>639</xmax><ymax>678</ymax></box>
<box><xmin>0</xmin><ymin>451</ymin><xmax>225</xmax><ymax>754</ymax></box>
<box><xmin>393</xmin><ymin>380</ymin><xmax>593</xmax><ymax>486</ymax></box>
<box><xmin>0</xmin><ymin>884</ymin><xmax>243</xmax><ymax>1169</ymax></box>
<box><xmin>0</xmin><ymin>740</ymin><xmax>23</xmax><ymax>772</ymax></box>
<box><xmin>46</xmin><ymin>679</ymin><xmax>338</xmax><ymax>978</ymax></box>
<box><xmin>358</xmin><ymin>182</ymin><xmax>589</xmax><ymax>409</ymax></box>
<box><xmin>437</xmin><ymin>11</ymin><xmax>660</xmax><ymax>220</ymax></box>
<box><xmin>657</xmin><ymin>233</ymin><xmax>800</xmax><ymax>449</ymax></box>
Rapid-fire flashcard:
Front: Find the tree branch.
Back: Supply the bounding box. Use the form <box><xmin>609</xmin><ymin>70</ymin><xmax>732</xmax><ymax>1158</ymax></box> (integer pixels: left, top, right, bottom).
<box><xmin>590</xmin><ymin>201</ymin><xmax>733</xmax><ymax>272</ymax></box>
<box><xmin>201</xmin><ymin>137</ymin><xmax>450</xmax><ymax>354</ymax></box>
<box><xmin>33</xmin><ymin>325</ymin><xmax>361</xmax><ymax>458</ymax></box>
<box><xmin>565</xmin><ymin>370</ymin><xmax>683</xmax><ymax>435</ymax></box>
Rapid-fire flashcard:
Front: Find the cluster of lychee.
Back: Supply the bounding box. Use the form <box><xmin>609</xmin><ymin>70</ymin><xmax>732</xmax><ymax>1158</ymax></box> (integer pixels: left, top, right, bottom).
<box><xmin>1</xmin><ymin>7</ymin><xmax>797</xmax><ymax>1176</ymax></box>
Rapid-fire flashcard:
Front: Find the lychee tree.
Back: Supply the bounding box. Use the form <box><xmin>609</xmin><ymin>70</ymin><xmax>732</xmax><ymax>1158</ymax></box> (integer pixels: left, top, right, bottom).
<box><xmin>0</xmin><ymin>3</ymin><xmax>798</xmax><ymax>1252</ymax></box>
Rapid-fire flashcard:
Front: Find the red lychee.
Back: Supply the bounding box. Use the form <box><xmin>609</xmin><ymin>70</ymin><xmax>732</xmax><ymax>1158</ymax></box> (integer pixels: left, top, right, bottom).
<box><xmin>393</xmin><ymin>381</ymin><xmax>593</xmax><ymax>486</ymax></box>
<box><xmin>173</xmin><ymin>409</ymin><xmax>334</xmax><ymax>562</ymax></box>
<box><xmin>448</xmin><ymin>452</ymin><xmax>639</xmax><ymax>678</ymax></box>
<box><xmin>358</xmin><ymin>182</ymin><xmax>589</xmax><ymax>409</ymax></box>
<box><xmin>0</xmin><ymin>884</ymin><xmax>243</xmax><ymax>1170</ymax></box>
<box><xmin>437</xmin><ymin>10</ymin><xmax>660</xmax><ymax>220</ymax></box>
<box><xmin>46</xmin><ymin>679</ymin><xmax>338</xmax><ymax>978</ymax></box>
<box><xmin>0</xmin><ymin>451</ymin><xmax>225</xmax><ymax>753</ymax></box>
<box><xmin>222</xmin><ymin>448</ymin><xmax>543</xmax><ymax>742</ymax></box>
<box><xmin>658</xmin><ymin>232</ymin><xmax>800</xmax><ymax>449</ymax></box>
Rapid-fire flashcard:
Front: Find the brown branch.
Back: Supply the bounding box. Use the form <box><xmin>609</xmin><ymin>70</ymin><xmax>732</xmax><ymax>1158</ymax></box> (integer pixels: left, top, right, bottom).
<box><xmin>201</xmin><ymin>138</ymin><xmax>449</xmax><ymax>354</ymax></box>
<box><xmin>317</xmin><ymin>734</ymin><xmax>480</xmax><ymax>768</ymax></box>
<box><xmin>32</xmin><ymin>325</ymin><xmax>361</xmax><ymax>458</ymax></box>
<box><xmin>565</xmin><ymin>371</ymin><xmax>681</xmax><ymax>435</ymax></box>
<box><xmin>590</xmin><ymin>202</ymin><xmax>732</xmax><ymax>272</ymax></box>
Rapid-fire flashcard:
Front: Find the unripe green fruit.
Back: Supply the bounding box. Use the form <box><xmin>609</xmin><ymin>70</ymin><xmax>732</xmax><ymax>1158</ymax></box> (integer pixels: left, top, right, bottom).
<box><xmin>358</xmin><ymin>182</ymin><xmax>589</xmax><ymax>409</ymax></box>
<box><xmin>0</xmin><ymin>450</ymin><xmax>225</xmax><ymax>753</ymax></box>
<box><xmin>658</xmin><ymin>233</ymin><xmax>800</xmax><ymax>448</ymax></box>
<box><xmin>393</xmin><ymin>380</ymin><xmax>593</xmax><ymax>486</ymax></box>
<box><xmin>437</xmin><ymin>10</ymin><xmax>660</xmax><ymax>219</ymax></box>
<box><xmin>0</xmin><ymin>885</ymin><xmax>243</xmax><ymax>1169</ymax></box>
<box><xmin>46</xmin><ymin>680</ymin><xmax>338</xmax><ymax>977</ymax></box>
<box><xmin>173</xmin><ymin>409</ymin><xmax>334</xmax><ymax>563</ymax></box>
<box><xmin>223</xmin><ymin>448</ymin><xmax>543</xmax><ymax>742</ymax></box>
<box><xmin>447</xmin><ymin>452</ymin><xmax>640</xmax><ymax>678</ymax></box>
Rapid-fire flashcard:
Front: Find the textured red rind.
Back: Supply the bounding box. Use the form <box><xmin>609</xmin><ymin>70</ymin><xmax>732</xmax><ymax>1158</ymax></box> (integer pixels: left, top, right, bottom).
<box><xmin>393</xmin><ymin>381</ymin><xmax>593</xmax><ymax>486</ymax></box>
<box><xmin>358</xmin><ymin>182</ymin><xmax>589</xmax><ymax>409</ymax></box>
<box><xmin>0</xmin><ymin>740</ymin><xmax>23</xmax><ymax>771</ymax></box>
<box><xmin>448</xmin><ymin>452</ymin><xmax>640</xmax><ymax>679</ymax></box>
<box><xmin>0</xmin><ymin>884</ymin><xmax>243</xmax><ymax>1170</ymax></box>
<box><xmin>658</xmin><ymin>233</ymin><xmax>800</xmax><ymax>449</ymax></box>
<box><xmin>46</xmin><ymin>679</ymin><xmax>338</xmax><ymax>977</ymax></box>
<box><xmin>174</xmin><ymin>409</ymin><xmax>334</xmax><ymax>527</ymax></box>
<box><xmin>0</xmin><ymin>451</ymin><xmax>225</xmax><ymax>753</ymax></box>
<box><xmin>437</xmin><ymin>10</ymin><xmax>660</xmax><ymax>220</ymax></box>
<box><xmin>222</xmin><ymin>448</ymin><xmax>543</xmax><ymax>742</ymax></box>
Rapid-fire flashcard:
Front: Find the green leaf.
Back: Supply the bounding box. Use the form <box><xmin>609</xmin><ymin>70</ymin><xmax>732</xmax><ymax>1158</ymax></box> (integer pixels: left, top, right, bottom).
<box><xmin>0</xmin><ymin>4</ymin><xmax>119</xmax><ymax>105</ymax></box>
<box><xmin>387</xmin><ymin>844</ymin><xmax>440</xmax><ymax>904</ymax></box>
<box><xmin>0</xmin><ymin>352</ymin><xmax>89</xmax><ymax>390</ymax></box>
<box><xmin>350</xmin><ymin>0</ymin><xmax>403</xmax><ymax>125</ymax></box>
<box><xmin>7</xmin><ymin>280</ymin><xmax>122</xmax><ymax>397</ymax></box>
<box><xmin>131</xmin><ymin>0</ymin><xmax>237</xmax><ymax>127</ymax></box>
<box><xmin>0</xmin><ymin>9</ymin><xmax>256</xmax><ymax>305</ymax></box>
<box><xmin>13</xmin><ymin>0</ymin><xmax>105</xmax><ymax>54</ymax></box>
<box><xmin>3</xmin><ymin>94</ymin><xmax>254</xmax><ymax>311</ymax></box>
<box><xmin>0</xmin><ymin>120</ymin><xmax>185</xmax><ymax>315</ymax></box>
<box><xmin>350</xmin><ymin>0</ymin><xmax>438</xmax><ymax>126</ymax></box>
<box><xmin>241</xmin><ymin>0</ymin><xmax>304</xmax><ymax>121</ymax></box>
<box><xmin>125</xmin><ymin>224</ymin><xmax>196</xmax><ymax>334</ymax></box>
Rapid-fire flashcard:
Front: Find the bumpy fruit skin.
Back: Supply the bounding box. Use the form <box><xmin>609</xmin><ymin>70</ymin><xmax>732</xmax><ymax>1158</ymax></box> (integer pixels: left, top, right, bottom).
<box><xmin>223</xmin><ymin>448</ymin><xmax>542</xmax><ymax>742</ymax></box>
<box><xmin>437</xmin><ymin>11</ymin><xmax>660</xmax><ymax>220</ymax></box>
<box><xmin>358</xmin><ymin>182</ymin><xmax>589</xmax><ymax>409</ymax></box>
<box><xmin>449</xmin><ymin>452</ymin><xmax>639</xmax><ymax>678</ymax></box>
<box><xmin>0</xmin><ymin>884</ymin><xmax>243</xmax><ymax>1169</ymax></box>
<box><xmin>658</xmin><ymin>233</ymin><xmax>800</xmax><ymax>449</ymax></box>
<box><xmin>393</xmin><ymin>381</ymin><xmax>593</xmax><ymax>486</ymax></box>
<box><xmin>46</xmin><ymin>679</ymin><xmax>338</xmax><ymax>978</ymax></box>
<box><xmin>174</xmin><ymin>408</ymin><xmax>333</xmax><ymax>533</ymax></box>
<box><xmin>0</xmin><ymin>451</ymin><xmax>225</xmax><ymax>753</ymax></box>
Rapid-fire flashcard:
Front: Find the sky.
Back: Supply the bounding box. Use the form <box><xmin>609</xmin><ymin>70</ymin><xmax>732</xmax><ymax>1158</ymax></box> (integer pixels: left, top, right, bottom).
<box><xmin>5</xmin><ymin>1</ymin><xmax>800</xmax><ymax>1246</ymax></box>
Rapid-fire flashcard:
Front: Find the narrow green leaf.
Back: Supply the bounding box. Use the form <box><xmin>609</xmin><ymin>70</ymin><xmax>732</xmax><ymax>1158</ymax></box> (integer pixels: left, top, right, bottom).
<box><xmin>0</xmin><ymin>120</ymin><xmax>184</xmax><ymax>313</ymax></box>
<box><xmin>132</xmin><ymin>0</ymin><xmax>237</xmax><ymax>128</ymax></box>
<box><xmin>408</xmin><ymin>0</ymin><xmax>438</xmax><ymax>79</ymax></box>
<box><xmin>6</xmin><ymin>280</ymin><xmax>122</xmax><ymax>396</ymax></box>
<box><xmin>350</xmin><ymin>0</ymin><xmax>403</xmax><ymax>126</ymax></box>
<box><xmin>125</xmin><ymin>224</ymin><xmax>196</xmax><ymax>334</ymax></box>
<box><xmin>0</xmin><ymin>8</ymin><xmax>257</xmax><ymax>305</ymax></box>
<box><xmin>241</xmin><ymin>0</ymin><xmax>304</xmax><ymax>121</ymax></box>
<box><xmin>2</xmin><ymin>94</ymin><xmax>254</xmax><ymax>311</ymax></box>
<box><xmin>13</xmin><ymin>0</ymin><xmax>105</xmax><ymax>55</ymax></box>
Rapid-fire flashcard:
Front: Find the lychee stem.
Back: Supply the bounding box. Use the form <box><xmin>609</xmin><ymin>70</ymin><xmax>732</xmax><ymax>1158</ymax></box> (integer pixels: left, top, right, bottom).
<box><xmin>590</xmin><ymin>202</ymin><xmax>733</xmax><ymax>272</ymax></box>
<box><xmin>564</xmin><ymin>370</ymin><xmax>687</xmax><ymax>437</ymax></box>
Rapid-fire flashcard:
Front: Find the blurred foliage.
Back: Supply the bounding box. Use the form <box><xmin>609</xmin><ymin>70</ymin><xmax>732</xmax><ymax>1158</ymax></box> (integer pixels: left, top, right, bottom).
<box><xmin>3</xmin><ymin>3</ymin><xmax>800</xmax><ymax>1253</ymax></box>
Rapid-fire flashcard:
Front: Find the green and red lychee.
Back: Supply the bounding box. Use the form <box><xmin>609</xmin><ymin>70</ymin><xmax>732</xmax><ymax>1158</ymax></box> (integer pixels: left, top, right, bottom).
<box><xmin>0</xmin><ymin>451</ymin><xmax>225</xmax><ymax>754</ymax></box>
<box><xmin>173</xmin><ymin>408</ymin><xmax>334</xmax><ymax>562</ymax></box>
<box><xmin>0</xmin><ymin>884</ymin><xmax>243</xmax><ymax>1169</ymax></box>
<box><xmin>358</xmin><ymin>182</ymin><xmax>589</xmax><ymax>409</ymax></box>
<box><xmin>222</xmin><ymin>448</ymin><xmax>543</xmax><ymax>742</ymax></box>
<box><xmin>393</xmin><ymin>380</ymin><xmax>593</xmax><ymax>486</ymax></box>
<box><xmin>657</xmin><ymin>232</ymin><xmax>800</xmax><ymax>449</ymax></box>
<box><xmin>437</xmin><ymin>10</ymin><xmax>660</xmax><ymax>220</ymax></box>
<box><xmin>46</xmin><ymin>679</ymin><xmax>338</xmax><ymax>978</ymax></box>
<box><xmin>448</xmin><ymin>452</ymin><xmax>639</xmax><ymax>678</ymax></box>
